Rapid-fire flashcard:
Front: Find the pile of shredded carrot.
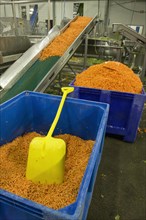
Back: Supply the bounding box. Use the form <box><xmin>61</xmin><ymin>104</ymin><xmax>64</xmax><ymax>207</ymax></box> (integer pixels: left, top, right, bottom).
<box><xmin>40</xmin><ymin>16</ymin><xmax>92</xmax><ymax>60</ymax></box>
<box><xmin>74</xmin><ymin>61</ymin><xmax>143</xmax><ymax>94</ymax></box>
<box><xmin>138</xmin><ymin>127</ymin><xmax>146</xmax><ymax>133</ymax></box>
<box><xmin>0</xmin><ymin>132</ymin><xmax>94</xmax><ymax>210</ymax></box>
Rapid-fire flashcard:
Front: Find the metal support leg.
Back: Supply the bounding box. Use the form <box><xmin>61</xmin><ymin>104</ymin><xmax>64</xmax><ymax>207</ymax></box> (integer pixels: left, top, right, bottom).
<box><xmin>12</xmin><ymin>1</ymin><xmax>18</xmax><ymax>36</ymax></box>
<box><xmin>4</xmin><ymin>4</ymin><xmax>7</xmax><ymax>17</ymax></box>
<box><xmin>67</xmin><ymin>63</ymin><xmax>76</xmax><ymax>75</ymax></box>
<box><xmin>83</xmin><ymin>34</ymin><xmax>88</xmax><ymax>69</ymax></box>
<box><xmin>116</xmin><ymin>48</ymin><xmax>122</xmax><ymax>62</ymax></box>
<box><xmin>58</xmin><ymin>72</ymin><xmax>62</xmax><ymax>88</ymax></box>
<box><xmin>52</xmin><ymin>0</ymin><xmax>56</xmax><ymax>26</ymax></box>
<box><xmin>48</xmin><ymin>0</ymin><xmax>51</xmax><ymax>31</ymax></box>
<box><xmin>140</xmin><ymin>49</ymin><xmax>146</xmax><ymax>82</ymax></box>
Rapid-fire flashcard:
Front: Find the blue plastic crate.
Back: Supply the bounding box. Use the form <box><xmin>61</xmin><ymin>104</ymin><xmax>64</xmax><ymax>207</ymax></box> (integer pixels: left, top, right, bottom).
<box><xmin>69</xmin><ymin>81</ymin><xmax>146</xmax><ymax>142</ymax></box>
<box><xmin>0</xmin><ymin>91</ymin><xmax>109</xmax><ymax>220</ymax></box>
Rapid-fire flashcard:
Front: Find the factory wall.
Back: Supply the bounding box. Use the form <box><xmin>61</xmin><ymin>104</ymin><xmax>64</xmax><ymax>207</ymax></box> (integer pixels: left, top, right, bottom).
<box><xmin>54</xmin><ymin>1</ymin><xmax>107</xmax><ymax>25</ymax></box>
<box><xmin>0</xmin><ymin>0</ymin><xmax>145</xmax><ymax>36</ymax></box>
<box><xmin>37</xmin><ymin>3</ymin><xmax>53</xmax><ymax>22</ymax></box>
<box><xmin>55</xmin><ymin>1</ymin><xmax>73</xmax><ymax>25</ymax></box>
<box><xmin>109</xmin><ymin>0</ymin><xmax>146</xmax><ymax>36</ymax></box>
<box><xmin>0</xmin><ymin>4</ymin><xmax>16</xmax><ymax>17</ymax></box>
<box><xmin>0</xmin><ymin>3</ymin><xmax>52</xmax><ymax>22</ymax></box>
<box><xmin>0</xmin><ymin>1</ymin><xmax>106</xmax><ymax>24</ymax></box>
<box><xmin>55</xmin><ymin>0</ymin><xmax>146</xmax><ymax>36</ymax></box>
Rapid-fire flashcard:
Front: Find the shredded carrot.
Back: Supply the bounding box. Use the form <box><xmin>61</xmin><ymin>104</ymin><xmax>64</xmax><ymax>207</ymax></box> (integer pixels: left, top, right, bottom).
<box><xmin>0</xmin><ymin>132</ymin><xmax>94</xmax><ymax>209</ymax></box>
<box><xmin>74</xmin><ymin>61</ymin><xmax>143</xmax><ymax>94</ymax></box>
<box><xmin>40</xmin><ymin>16</ymin><xmax>92</xmax><ymax>60</ymax></box>
<box><xmin>138</xmin><ymin>127</ymin><xmax>143</xmax><ymax>133</ymax></box>
<box><xmin>138</xmin><ymin>127</ymin><xmax>146</xmax><ymax>133</ymax></box>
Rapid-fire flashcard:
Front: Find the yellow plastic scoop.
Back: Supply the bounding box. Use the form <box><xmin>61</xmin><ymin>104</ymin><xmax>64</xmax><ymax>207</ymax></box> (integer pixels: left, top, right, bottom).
<box><xmin>26</xmin><ymin>87</ymin><xmax>74</xmax><ymax>184</ymax></box>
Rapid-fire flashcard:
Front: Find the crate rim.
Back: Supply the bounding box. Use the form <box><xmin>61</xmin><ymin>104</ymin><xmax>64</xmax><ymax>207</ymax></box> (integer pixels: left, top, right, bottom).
<box><xmin>0</xmin><ymin>90</ymin><xmax>109</xmax><ymax>110</ymax></box>
<box><xmin>69</xmin><ymin>80</ymin><xmax>146</xmax><ymax>100</ymax></box>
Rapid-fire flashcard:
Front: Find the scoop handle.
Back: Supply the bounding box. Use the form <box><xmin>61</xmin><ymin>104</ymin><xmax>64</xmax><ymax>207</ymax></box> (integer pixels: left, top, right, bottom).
<box><xmin>47</xmin><ymin>87</ymin><xmax>74</xmax><ymax>137</ymax></box>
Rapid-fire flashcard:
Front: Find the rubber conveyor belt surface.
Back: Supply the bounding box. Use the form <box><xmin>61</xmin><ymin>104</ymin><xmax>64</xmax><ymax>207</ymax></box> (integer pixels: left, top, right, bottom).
<box><xmin>0</xmin><ymin>57</ymin><xmax>59</xmax><ymax>103</ymax></box>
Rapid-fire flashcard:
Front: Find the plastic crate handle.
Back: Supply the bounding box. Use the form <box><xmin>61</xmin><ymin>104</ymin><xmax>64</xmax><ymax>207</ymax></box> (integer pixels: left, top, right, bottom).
<box><xmin>144</xmin><ymin>92</ymin><xmax>146</xmax><ymax>102</ymax></box>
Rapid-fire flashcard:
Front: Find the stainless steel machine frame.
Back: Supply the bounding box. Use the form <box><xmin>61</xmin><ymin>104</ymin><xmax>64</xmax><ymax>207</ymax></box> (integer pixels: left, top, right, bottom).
<box><xmin>113</xmin><ymin>23</ymin><xmax>146</xmax><ymax>81</ymax></box>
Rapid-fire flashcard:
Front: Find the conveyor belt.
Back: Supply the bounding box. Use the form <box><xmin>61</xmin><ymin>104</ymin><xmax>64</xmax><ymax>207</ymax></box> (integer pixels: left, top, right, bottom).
<box><xmin>0</xmin><ymin>57</ymin><xmax>59</xmax><ymax>103</ymax></box>
<box><xmin>0</xmin><ymin>15</ymin><xmax>97</xmax><ymax>103</ymax></box>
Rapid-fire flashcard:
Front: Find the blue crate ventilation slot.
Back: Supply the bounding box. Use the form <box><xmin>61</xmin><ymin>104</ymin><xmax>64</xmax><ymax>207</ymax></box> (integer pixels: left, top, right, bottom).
<box><xmin>69</xmin><ymin>81</ymin><xmax>146</xmax><ymax>142</ymax></box>
<box><xmin>0</xmin><ymin>91</ymin><xmax>109</xmax><ymax>220</ymax></box>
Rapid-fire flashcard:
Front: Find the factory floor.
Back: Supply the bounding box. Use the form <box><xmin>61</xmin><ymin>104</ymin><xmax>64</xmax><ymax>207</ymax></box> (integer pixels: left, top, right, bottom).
<box><xmin>87</xmin><ymin>105</ymin><xmax>146</xmax><ymax>220</ymax></box>
<box><xmin>45</xmin><ymin>61</ymin><xmax>146</xmax><ymax>220</ymax></box>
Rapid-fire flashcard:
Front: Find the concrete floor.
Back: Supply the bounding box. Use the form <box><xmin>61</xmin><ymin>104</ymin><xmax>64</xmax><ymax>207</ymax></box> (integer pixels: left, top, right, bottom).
<box><xmin>87</xmin><ymin>106</ymin><xmax>146</xmax><ymax>220</ymax></box>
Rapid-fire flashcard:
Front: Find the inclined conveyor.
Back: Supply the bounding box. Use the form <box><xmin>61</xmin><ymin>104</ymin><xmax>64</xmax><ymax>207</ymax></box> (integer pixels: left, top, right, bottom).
<box><xmin>0</xmin><ymin>15</ymin><xmax>97</xmax><ymax>103</ymax></box>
